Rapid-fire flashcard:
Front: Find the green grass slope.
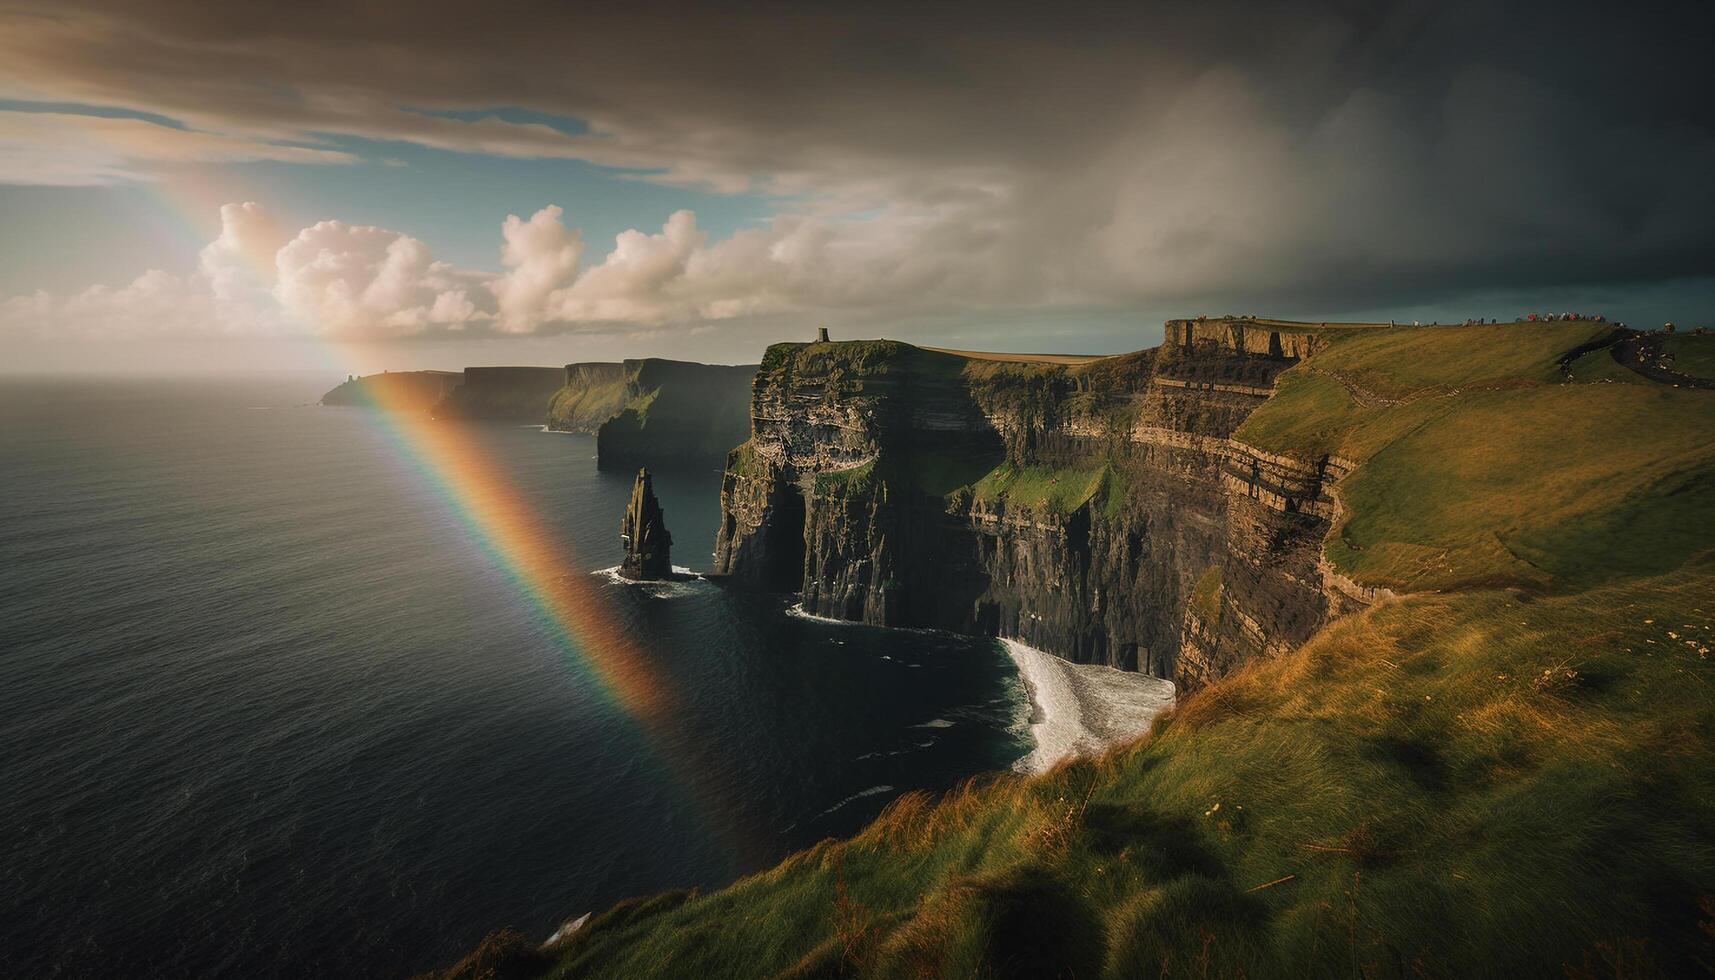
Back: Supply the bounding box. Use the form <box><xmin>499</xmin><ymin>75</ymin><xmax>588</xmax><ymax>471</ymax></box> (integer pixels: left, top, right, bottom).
<box><xmin>547</xmin><ymin>376</ymin><xmax>629</xmax><ymax>433</ymax></box>
<box><xmin>428</xmin><ymin>324</ymin><xmax>1715</xmax><ymax>980</ymax></box>
<box><xmin>1235</xmin><ymin>323</ymin><xmax>1715</xmax><ymax>594</ymax></box>
<box><xmin>1664</xmin><ymin>334</ymin><xmax>1715</xmax><ymax>381</ymax></box>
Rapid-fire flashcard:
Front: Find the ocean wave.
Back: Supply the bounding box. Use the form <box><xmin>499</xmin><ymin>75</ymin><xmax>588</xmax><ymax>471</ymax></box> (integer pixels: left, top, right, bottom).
<box><xmin>1000</xmin><ymin>637</ymin><xmax>1175</xmax><ymax>775</ymax></box>
<box><xmin>784</xmin><ymin>603</ymin><xmax>857</xmax><ymax>626</ymax></box>
<box><xmin>544</xmin><ymin>912</ymin><xmax>591</xmax><ymax>945</ymax></box>
<box><xmin>591</xmin><ymin>565</ymin><xmax>711</xmax><ymax>598</ymax></box>
<box><xmin>785</xmin><ymin>603</ymin><xmax>946</xmax><ymax>636</ymax></box>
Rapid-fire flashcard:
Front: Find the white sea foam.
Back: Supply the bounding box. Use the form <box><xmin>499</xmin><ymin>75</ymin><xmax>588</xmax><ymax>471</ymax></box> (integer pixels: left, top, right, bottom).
<box><xmin>785</xmin><ymin>603</ymin><xmax>942</xmax><ymax>636</ymax></box>
<box><xmin>785</xmin><ymin>602</ymin><xmax>856</xmax><ymax>626</ymax></box>
<box><xmin>544</xmin><ymin>911</ymin><xmax>591</xmax><ymax>946</ymax></box>
<box><xmin>912</xmin><ymin>718</ymin><xmax>955</xmax><ymax>729</ymax></box>
<box><xmin>1001</xmin><ymin>637</ymin><xmax>1175</xmax><ymax>775</ymax></box>
<box><xmin>591</xmin><ymin>564</ymin><xmax>710</xmax><ymax>597</ymax></box>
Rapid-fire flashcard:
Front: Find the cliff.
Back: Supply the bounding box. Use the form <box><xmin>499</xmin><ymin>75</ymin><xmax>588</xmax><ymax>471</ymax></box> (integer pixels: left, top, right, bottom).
<box><xmin>546</xmin><ymin>362</ymin><xmax>628</xmax><ymax>433</ymax></box>
<box><xmin>595</xmin><ymin>359</ymin><xmax>757</xmax><ymax>470</ymax></box>
<box><xmin>715</xmin><ymin>323</ymin><xmax>1358</xmax><ymax>691</ymax></box>
<box><xmin>1162</xmin><ymin>315</ymin><xmax>1390</xmax><ymax>360</ymax></box>
<box><xmin>319</xmin><ymin>370</ymin><xmax>463</xmax><ymax>412</ymax></box>
<box><xmin>619</xmin><ymin>469</ymin><xmax>673</xmax><ymax>579</ymax></box>
<box><xmin>431</xmin><ymin>366</ymin><xmax>567</xmax><ymax>422</ymax></box>
<box><xmin>431</xmin><ymin>319</ymin><xmax>1715</xmax><ymax>979</ymax></box>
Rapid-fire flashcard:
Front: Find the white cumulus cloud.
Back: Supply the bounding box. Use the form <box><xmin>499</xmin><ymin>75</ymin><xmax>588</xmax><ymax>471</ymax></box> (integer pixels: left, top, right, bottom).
<box><xmin>2</xmin><ymin>198</ymin><xmax>1086</xmax><ymax>342</ymax></box>
<box><xmin>272</xmin><ymin>220</ymin><xmax>493</xmax><ymax>335</ymax></box>
<box><xmin>493</xmin><ymin>205</ymin><xmax>584</xmax><ymax>332</ymax></box>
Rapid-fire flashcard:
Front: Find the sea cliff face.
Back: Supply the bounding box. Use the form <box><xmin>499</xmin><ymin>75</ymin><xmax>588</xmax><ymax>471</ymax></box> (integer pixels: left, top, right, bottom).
<box><xmin>432</xmin><ymin>366</ymin><xmax>567</xmax><ymax>422</ymax></box>
<box><xmin>595</xmin><ymin>359</ymin><xmax>757</xmax><ymax>470</ymax></box>
<box><xmin>715</xmin><ymin>323</ymin><xmax>1369</xmax><ymax>691</ymax></box>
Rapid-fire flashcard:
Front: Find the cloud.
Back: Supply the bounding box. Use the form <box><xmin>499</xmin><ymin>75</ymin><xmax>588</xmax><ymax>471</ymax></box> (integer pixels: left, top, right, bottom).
<box><xmin>0</xmin><ymin>198</ymin><xmax>1047</xmax><ymax>340</ymax></box>
<box><xmin>2</xmin><ymin>0</ymin><xmax>1712</xmax><ymax>331</ymax></box>
<box><xmin>0</xmin><ymin>110</ymin><xmax>355</xmax><ymax>185</ymax></box>
<box><xmin>493</xmin><ymin>205</ymin><xmax>583</xmax><ymax>332</ymax></box>
<box><xmin>1</xmin><ymin>203</ymin><xmax>497</xmax><ymax>339</ymax></box>
<box><xmin>200</xmin><ymin>201</ymin><xmax>287</xmax><ymax>304</ymax></box>
<box><xmin>549</xmin><ymin>209</ymin><xmax>706</xmax><ymax>323</ymax></box>
<box><xmin>272</xmin><ymin>220</ymin><xmax>493</xmax><ymax>335</ymax></box>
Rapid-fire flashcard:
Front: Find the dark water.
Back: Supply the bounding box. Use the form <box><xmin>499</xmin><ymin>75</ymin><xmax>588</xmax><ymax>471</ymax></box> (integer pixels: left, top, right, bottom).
<box><xmin>0</xmin><ymin>377</ymin><xmax>1027</xmax><ymax>979</ymax></box>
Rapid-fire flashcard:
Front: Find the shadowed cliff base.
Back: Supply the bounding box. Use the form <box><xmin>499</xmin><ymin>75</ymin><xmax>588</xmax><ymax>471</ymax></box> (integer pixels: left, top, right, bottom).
<box><xmin>433</xmin><ymin>366</ymin><xmax>568</xmax><ymax>422</ymax></box>
<box><xmin>427</xmin><ymin>319</ymin><xmax>1715</xmax><ymax>978</ymax></box>
<box><xmin>547</xmin><ymin>358</ymin><xmax>757</xmax><ymax>470</ymax></box>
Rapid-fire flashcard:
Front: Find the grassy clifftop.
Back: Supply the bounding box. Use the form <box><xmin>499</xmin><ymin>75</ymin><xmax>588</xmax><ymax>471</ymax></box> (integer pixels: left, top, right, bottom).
<box><xmin>1234</xmin><ymin>322</ymin><xmax>1715</xmax><ymax>594</ymax></box>
<box><xmin>433</xmin><ymin>325</ymin><xmax>1715</xmax><ymax>979</ymax></box>
<box><xmin>547</xmin><ymin>363</ymin><xmax>628</xmax><ymax>434</ymax></box>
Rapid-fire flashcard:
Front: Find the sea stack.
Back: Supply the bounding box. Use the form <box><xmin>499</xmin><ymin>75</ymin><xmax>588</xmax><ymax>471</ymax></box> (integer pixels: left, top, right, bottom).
<box><xmin>620</xmin><ymin>468</ymin><xmax>673</xmax><ymax>580</ymax></box>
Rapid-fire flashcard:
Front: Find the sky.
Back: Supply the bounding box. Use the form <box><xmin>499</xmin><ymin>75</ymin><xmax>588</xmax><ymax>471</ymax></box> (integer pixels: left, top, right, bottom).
<box><xmin>1</xmin><ymin>0</ymin><xmax>1711</xmax><ymax>374</ymax></box>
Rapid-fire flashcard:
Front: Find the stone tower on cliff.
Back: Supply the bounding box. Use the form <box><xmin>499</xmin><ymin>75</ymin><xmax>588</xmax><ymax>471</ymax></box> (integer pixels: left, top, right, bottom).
<box><xmin>620</xmin><ymin>468</ymin><xmax>673</xmax><ymax>580</ymax></box>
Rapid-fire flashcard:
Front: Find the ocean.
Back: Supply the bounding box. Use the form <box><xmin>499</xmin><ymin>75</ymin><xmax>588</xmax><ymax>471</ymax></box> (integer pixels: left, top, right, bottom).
<box><xmin>0</xmin><ymin>376</ymin><xmax>1030</xmax><ymax>978</ymax></box>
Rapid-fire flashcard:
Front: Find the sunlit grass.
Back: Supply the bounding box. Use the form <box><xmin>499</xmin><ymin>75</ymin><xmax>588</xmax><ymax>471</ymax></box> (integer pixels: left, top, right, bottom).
<box><xmin>472</xmin><ymin>571</ymin><xmax>1715</xmax><ymax>979</ymax></box>
<box><xmin>427</xmin><ymin>323</ymin><xmax>1715</xmax><ymax>979</ymax></box>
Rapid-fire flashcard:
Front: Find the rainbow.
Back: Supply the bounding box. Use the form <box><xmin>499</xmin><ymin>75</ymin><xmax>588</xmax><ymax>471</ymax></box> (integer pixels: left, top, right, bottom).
<box><xmin>344</xmin><ymin>362</ymin><xmax>772</xmax><ymax>867</ymax></box>
<box><xmin>351</xmin><ymin>375</ymin><xmax>678</xmax><ymax>724</ymax></box>
<box><xmin>103</xmin><ymin>173</ymin><xmax>753</xmax><ymax>850</ymax></box>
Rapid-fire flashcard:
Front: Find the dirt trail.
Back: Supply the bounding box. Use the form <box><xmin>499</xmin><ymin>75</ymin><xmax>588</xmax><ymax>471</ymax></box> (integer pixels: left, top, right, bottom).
<box><xmin>1610</xmin><ymin>335</ymin><xmax>1715</xmax><ymax>390</ymax></box>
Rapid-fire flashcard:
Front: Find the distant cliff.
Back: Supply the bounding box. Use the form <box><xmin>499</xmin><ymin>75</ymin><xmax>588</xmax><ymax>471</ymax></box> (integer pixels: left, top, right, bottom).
<box><xmin>546</xmin><ymin>363</ymin><xmax>629</xmax><ymax>433</ymax></box>
<box><xmin>715</xmin><ymin>323</ymin><xmax>1358</xmax><ymax>691</ymax></box>
<box><xmin>548</xmin><ymin>358</ymin><xmax>756</xmax><ymax>469</ymax></box>
<box><xmin>319</xmin><ymin>371</ymin><xmax>463</xmax><ymax>412</ymax></box>
<box><xmin>430</xmin><ymin>366</ymin><xmax>567</xmax><ymax>422</ymax></box>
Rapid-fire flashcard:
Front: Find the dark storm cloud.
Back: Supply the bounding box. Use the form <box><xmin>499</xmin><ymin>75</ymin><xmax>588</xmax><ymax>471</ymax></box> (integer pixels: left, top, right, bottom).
<box><xmin>2</xmin><ymin>0</ymin><xmax>1711</xmax><ymax>319</ymax></box>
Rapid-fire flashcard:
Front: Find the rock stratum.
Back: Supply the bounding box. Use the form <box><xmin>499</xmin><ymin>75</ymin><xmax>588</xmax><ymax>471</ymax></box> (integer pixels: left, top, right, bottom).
<box><xmin>548</xmin><ymin>358</ymin><xmax>757</xmax><ymax>469</ymax></box>
<box><xmin>716</xmin><ymin>321</ymin><xmax>1378</xmax><ymax>692</ymax></box>
<box><xmin>430</xmin><ymin>319</ymin><xmax>1715</xmax><ymax>979</ymax></box>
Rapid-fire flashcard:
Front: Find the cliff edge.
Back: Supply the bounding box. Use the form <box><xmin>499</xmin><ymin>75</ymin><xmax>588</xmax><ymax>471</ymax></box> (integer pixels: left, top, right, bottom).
<box><xmin>715</xmin><ymin>322</ymin><xmax>1360</xmax><ymax>691</ymax></box>
<box><xmin>429</xmin><ymin>318</ymin><xmax>1715</xmax><ymax>979</ymax></box>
